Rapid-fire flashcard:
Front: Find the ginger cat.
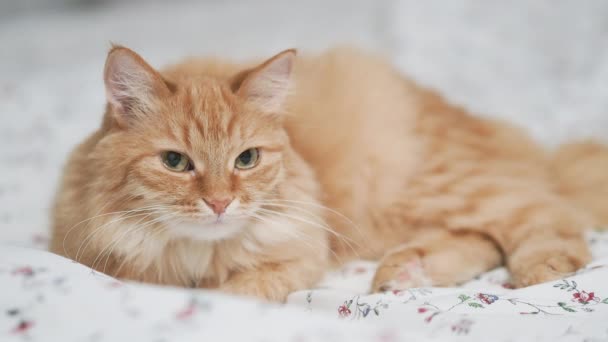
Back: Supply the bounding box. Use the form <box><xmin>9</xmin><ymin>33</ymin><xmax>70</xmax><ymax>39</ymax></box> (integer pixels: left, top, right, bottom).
<box><xmin>51</xmin><ymin>45</ymin><xmax>608</xmax><ymax>301</ymax></box>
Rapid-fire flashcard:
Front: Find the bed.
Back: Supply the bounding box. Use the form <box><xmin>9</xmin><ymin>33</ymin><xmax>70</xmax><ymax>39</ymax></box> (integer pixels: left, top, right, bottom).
<box><xmin>2</xmin><ymin>1</ymin><xmax>608</xmax><ymax>341</ymax></box>
<box><xmin>2</xmin><ymin>231</ymin><xmax>608</xmax><ymax>341</ymax></box>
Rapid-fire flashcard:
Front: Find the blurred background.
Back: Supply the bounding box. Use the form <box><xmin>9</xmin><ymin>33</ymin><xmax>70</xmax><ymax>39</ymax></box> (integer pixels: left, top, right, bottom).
<box><xmin>1</xmin><ymin>0</ymin><xmax>607</xmax><ymax>246</ymax></box>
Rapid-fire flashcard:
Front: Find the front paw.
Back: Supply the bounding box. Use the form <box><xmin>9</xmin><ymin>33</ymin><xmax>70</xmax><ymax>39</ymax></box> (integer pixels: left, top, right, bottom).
<box><xmin>371</xmin><ymin>249</ymin><xmax>431</xmax><ymax>293</ymax></box>
<box><xmin>220</xmin><ymin>273</ymin><xmax>290</xmax><ymax>302</ymax></box>
<box><xmin>509</xmin><ymin>251</ymin><xmax>590</xmax><ymax>287</ymax></box>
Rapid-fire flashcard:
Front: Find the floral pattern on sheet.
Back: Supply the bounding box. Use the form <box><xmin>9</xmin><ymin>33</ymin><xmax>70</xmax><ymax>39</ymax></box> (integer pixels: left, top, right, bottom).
<box><xmin>1</xmin><ymin>231</ymin><xmax>608</xmax><ymax>341</ymax></box>
<box><xmin>290</xmin><ymin>231</ymin><xmax>608</xmax><ymax>340</ymax></box>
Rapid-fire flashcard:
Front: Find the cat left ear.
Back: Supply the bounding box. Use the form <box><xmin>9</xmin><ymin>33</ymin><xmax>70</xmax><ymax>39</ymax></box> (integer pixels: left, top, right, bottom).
<box><xmin>235</xmin><ymin>49</ymin><xmax>296</xmax><ymax>114</ymax></box>
<box><xmin>104</xmin><ymin>45</ymin><xmax>171</xmax><ymax>126</ymax></box>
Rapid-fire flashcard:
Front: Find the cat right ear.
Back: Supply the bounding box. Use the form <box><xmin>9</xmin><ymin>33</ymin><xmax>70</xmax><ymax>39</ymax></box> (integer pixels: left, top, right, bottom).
<box><xmin>103</xmin><ymin>46</ymin><xmax>171</xmax><ymax>127</ymax></box>
<box><xmin>233</xmin><ymin>49</ymin><xmax>296</xmax><ymax>114</ymax></box>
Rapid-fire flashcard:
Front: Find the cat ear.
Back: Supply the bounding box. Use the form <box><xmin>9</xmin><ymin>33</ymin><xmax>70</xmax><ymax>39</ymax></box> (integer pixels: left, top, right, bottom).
<box><xmin>235</xmin><ymin>49</ymin><xmax>296</xmax><ymax>113</ymax></box>
<box><xmin>103</xmin><ymin>46</ymin><xmax>171</xmax><ymax>125</ymax></box>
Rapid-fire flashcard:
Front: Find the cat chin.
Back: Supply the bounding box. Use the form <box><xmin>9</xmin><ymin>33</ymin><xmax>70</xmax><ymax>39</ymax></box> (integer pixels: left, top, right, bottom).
<box><xmin>168</xmin><ymin>219</ymin><xmax>246</xmax><ymax>241</ymax></box>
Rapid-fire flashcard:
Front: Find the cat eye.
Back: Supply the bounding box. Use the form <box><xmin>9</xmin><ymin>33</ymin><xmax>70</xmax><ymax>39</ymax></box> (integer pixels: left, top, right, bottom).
<box><xmin>161</xmin><ymin>151</ymin><xmax>193</xmax><ymax>172</ymax></box>
<box><xmin>235</xmin><ymin>148</ymin><xmax>260</xmax><ymax>170</ymax></box>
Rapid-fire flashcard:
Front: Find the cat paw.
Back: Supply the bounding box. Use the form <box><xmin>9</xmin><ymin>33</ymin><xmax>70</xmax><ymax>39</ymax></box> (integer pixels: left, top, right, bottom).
<box><xmin>509</xmin><ymin>253</ymin><xmax>589</xmax><ymax>288</ymax></box>
<box><xmin>219</xmin><ymin>273</ymin><xmax>289</xmax><ymax>302</ymax></box>
<box><xmin>370</xmin><ymin>248</ymin><xmax>432</xmax><ymax>293</ymax></box>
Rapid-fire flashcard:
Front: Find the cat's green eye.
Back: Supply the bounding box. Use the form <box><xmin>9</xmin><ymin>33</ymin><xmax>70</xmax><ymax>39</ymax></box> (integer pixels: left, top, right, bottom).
<box><xmin>235</xmin><ymin>148</ymin><xmax>260</xmax><ymax>170</ymax></box>
<box><xmin>161</xmin><ymin>151</ymin><xmax>193</xmax><ymax>172</ymax></box>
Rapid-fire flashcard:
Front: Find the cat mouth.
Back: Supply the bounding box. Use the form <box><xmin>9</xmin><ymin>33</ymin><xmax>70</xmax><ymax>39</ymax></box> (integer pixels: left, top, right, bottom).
<box><xmin>170</xmin><ymin>217</ymin><xmax>245</xmax><ymax>241</ymax></box>
<box><xmin>214</xmin><ymin>214</ymin><xmax>226</xmax><ymax>224</ymax></box>
<box><xmin>193</xmin><ymin>213</ymin><xmax>242</xmax><ymax>226</ymax></box>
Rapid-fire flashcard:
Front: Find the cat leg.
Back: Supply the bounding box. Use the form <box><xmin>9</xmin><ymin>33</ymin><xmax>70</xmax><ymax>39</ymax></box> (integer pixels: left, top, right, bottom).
<box><xmin>439</xmin><ymin>186</ymin><xmax>592</xmax><ymax>288</ymax></box>
<box><xmin>454</xmin><ymin>190</ymin><xmax>592</xmax><ymax>287</ymax></box>
<box><xmin>219</xmin><ymin>254</ymin><xmax>326</xmax><ymax>302</ymax></box>
<box><xmin>220</xmin><ymin>259</ymin><xmax>322</xmax><ymax>302</ymax></box>
<box><xmin>371</xmin><ymin>229</ymin><xmax>502</xmax><ymax>292</ymax></box>
<box><xmin>504</xmin><ymin>220</ymin><xmax>591</xmax><ymax>287</ymax></box>
<box><xmin>394</xmin><ymin>162</ymin><xmax>594</xmax><ymax>288</ymax></box>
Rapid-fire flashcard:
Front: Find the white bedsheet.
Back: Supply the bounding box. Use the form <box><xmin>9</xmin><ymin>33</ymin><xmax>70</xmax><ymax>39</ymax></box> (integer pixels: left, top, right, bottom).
<box><xmin>3</xmin><ymin>2</ymin><xmax>608</xmax><ymax>341</ymax></box>
<box><xmin>1</xmin><ymin>230</ymin><xmax>608</xmax><ymax>341</ymax></box>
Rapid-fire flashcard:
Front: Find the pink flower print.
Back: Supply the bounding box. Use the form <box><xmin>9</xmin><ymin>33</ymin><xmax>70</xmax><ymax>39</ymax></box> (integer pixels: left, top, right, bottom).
<box><xmin>11</xmin><ymin>320</ymin><xmax>34</xmax><ymax>334</ymax></box>
<box><xmin>106</xmin><ymin>281</ymin><xmax>123</xmax><ymax>289</ymax></box>
<box><xmin>176</xmin><ymin>302</ymin><xmax>197</xmax><ymax>320</ymax></box>
<box><xmin>12</xmin><ymin>266</ymin><xmax>34</xmax><ymax>277</ymax></box>
<box><xmin>354</xmin><ymin>266</ymin><xmax>367</xmax><ymax>274</ymax></box>
<box><xmin>476</xmin><ymin>293</ymin><xmax>498</xmax><ymax>305</ymax></box>
<box><xmin>451</xmin><ymin>319</ymin><xmax>473</xmax><ymax>335</ymax></box>
<box><xmin>375</xmin><ymin>331</ymin><xmax>398</xmax><ymax>342</ymax></box>
<box><xmin>338</xmin><ymin>304</ymin><xmax>351</xmax><ymax>318</ymax></box>
<box><xmin>572</xmin><ymin>291</ymin><xmax>595</xmax><ymax>304</ymax></box>
<box><xmin>417</xmin><ymin>307</ymin><xmax>428</xmax><ymax>314</ymax></box>
<box><xmin>31</xmin><ymin>233</ymin><xmax>49</xmax><ymax>246</ymax></box>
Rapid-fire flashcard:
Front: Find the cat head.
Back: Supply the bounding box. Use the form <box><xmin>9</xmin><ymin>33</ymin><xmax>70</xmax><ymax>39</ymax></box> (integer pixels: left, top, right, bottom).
<box><xmin>93</xmin><ymin>46</ymin><xmax>297</xmax><ymax>241</ymax></box>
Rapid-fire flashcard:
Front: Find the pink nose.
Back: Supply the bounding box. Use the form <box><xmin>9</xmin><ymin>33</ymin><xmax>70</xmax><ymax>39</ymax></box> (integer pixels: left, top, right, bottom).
<box><xmin>203</xmin><ymin>197</ymin><xmax>232</xmax><ymax>215</ymax></box>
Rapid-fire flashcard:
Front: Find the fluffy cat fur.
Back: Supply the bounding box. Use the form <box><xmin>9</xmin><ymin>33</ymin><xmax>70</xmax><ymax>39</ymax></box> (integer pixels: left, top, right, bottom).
<box><xmin>50</xmin><ymin>46</ymin><xmax>608</xmax><ymax>301</ymax></box>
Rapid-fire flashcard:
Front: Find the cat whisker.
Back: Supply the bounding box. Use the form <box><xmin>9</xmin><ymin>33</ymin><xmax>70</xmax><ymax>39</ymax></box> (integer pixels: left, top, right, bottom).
<box><xmin>247</xmin><ymin>213</ymin><xmax>342</xmax><ymax>263</ymax></box>
<box><xmin>62</xmin><ymin>200</ymin><xmax>161</xmax><ymax>257</ymax></box>
<box><xmin>91</xmin><ymin>212</ymin><xmax>157</xmax><ymax>273</ymax></box>
<box><xmin>257</xmin><ymin>199</ymin><xmax>378</xmax><ymax>258</ymax></box>
<box><xmin>255</xmin><ymin>204</ymin><xmax>361</xmax><ymax>248</ymax></box>
<box><xmin>258</xmin><ymin>199</ymin><xmax>367</xmax><ymax>241</ymax></box>
<box><xmin>255</xmin><ymin>207</ymin><xmax>361</xmax><ymax>259</ymax></box>
<box><xmin>74</xmin><ymin>205</ymin><xmax>172</xmax><ymax>262</ymax></box>
<box><xmin>75</xmin><ymin>211</ymin><xmax>155</xmax><ymax>263</ymax></box>
<box><xmin>94</xmin><ymin>211</ymin><xmax>177</xmax><ymax>273</ymax></box>
<box><xmin>112</xmin><ymin>223</ymin><xmax>173</xmax><ymax>280</ymax></box>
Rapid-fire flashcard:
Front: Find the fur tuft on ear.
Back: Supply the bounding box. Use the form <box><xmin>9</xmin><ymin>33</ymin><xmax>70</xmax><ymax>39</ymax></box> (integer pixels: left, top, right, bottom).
<box><xmin>103</xmin><ymin>45</ymin><xmax>170</xmax><ymax>125</ymax></box>
<box><xmin>236</xmin><ymin>49</ymin><xmax>296</xmax><ymax>114</ymax></box>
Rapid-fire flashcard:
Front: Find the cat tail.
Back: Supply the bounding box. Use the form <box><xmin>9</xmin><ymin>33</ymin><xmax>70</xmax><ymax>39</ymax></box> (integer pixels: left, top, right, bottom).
<box><xmin>553</xmin><ymin>140</ymin><xmax>608</xmax><ymax>226</ymax></box>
